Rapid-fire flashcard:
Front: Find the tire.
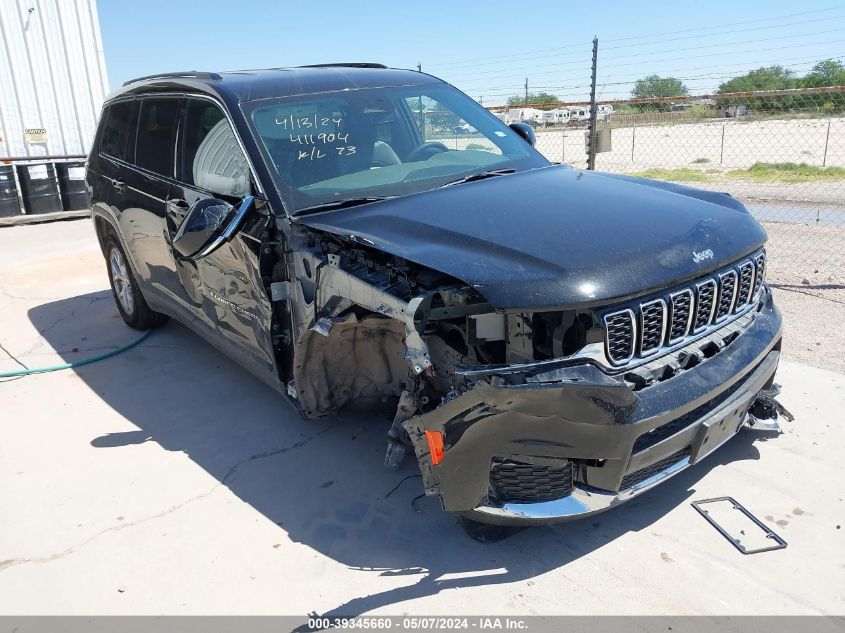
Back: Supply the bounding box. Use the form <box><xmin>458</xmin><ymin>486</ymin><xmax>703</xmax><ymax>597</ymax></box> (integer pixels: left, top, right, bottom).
<box><xmin>104</xmin><ymin>236</ymin><xmax>168</xmax><ymax>330</ymax></box>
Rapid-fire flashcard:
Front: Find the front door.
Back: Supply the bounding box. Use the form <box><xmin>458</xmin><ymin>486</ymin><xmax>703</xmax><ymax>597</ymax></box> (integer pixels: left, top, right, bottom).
<box><xmin>169</xmin><ymin>97</ymin><xmax>277</xmax><ymax>380</ymax></box>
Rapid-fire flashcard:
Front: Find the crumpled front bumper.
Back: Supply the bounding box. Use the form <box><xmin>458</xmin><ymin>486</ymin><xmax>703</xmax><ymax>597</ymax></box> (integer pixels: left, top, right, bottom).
<box><xmin>404</xmin><ymin>288</ymin><xmax>783</xmax><ymax>525</ymax></box>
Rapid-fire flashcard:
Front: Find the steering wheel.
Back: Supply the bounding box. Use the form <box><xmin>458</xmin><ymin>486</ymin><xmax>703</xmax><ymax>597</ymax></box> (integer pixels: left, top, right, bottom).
<box><xmin>405</xmin><ymin>141</ymin><xmax>449</xmax><ymax>162</ymax></box>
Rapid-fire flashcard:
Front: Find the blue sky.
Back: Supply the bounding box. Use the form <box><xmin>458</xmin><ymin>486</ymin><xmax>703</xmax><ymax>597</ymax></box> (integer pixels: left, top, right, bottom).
<box><xmin>98</xmin><ymin>1</ymin><xmax>845</xmax><ymax>105</ymax></box>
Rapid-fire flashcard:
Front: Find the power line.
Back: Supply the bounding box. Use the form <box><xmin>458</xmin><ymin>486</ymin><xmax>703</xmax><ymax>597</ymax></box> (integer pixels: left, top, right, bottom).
<box><xmin>440</xmin><ymin>29</ymin><xmax>845</xmax><ymax>82</ymax></box>
<box><xmin>447</xmin><ymin>39</ymin><xmax>845</xmax><ymax>87</ymax></box>
<box><xmin>424</xmin><ymin>6</ymin><xmax>843</xmax><ymax>70</ymax></box>
<box><xmin>430</xmin><ymin>13</ymin><xmax>844</xmax><ymax>73</ymax></box>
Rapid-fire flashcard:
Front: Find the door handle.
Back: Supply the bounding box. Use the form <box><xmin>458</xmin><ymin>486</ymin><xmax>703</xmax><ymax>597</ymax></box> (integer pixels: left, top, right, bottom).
<box><xmin>111</xmin><ymin>178</ymin><xmax>125</xmax><ymax>192</ymax></box>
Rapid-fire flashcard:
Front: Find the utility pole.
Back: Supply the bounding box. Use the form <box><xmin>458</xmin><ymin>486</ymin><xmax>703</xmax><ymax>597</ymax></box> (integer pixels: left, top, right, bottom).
<box><xmin>587</xmin><ymin>37</ymin><xmax>599</xmax><ymax>170</ymax></box>
<box><xmin>479</xmin><ymin>96</ymin><xmax>483</xmax><ymax>106</ymax></box>
<box><xmin>417</xmin><ymin>63</ymin><xmax>422</xmax><ymax>72</ymax></box>
<box><xmin>524</xmin><ymin>77</ymin><xmax>528</xmax><ymax>105</ymax></box>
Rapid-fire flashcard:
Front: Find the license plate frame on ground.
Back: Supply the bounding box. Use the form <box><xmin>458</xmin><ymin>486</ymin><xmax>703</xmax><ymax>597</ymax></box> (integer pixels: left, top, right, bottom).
<box><xmin>691</xmin><ymin>496</ymin><xmax>788</xmax><ymax>555</ymax></box>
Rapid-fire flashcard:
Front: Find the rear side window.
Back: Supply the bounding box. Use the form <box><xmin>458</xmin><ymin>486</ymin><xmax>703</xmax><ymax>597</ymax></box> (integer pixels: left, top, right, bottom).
<box><xmin>99</xmin><ymin>101</ymin><xmax>134</xmax><ymax>159</ymax></box>
<box><xmin>134</xmin><ymin>98</ymin><xmax>181</xmax><ymax>177</ymax></box>
<box><xmin>178</xmin><ymin>99</ymin><xmax>251</xmax><ymax>198</ymax></box>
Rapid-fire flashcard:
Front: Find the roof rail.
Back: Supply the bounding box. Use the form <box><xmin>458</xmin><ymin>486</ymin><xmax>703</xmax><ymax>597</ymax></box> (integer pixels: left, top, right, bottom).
<box><xmin>298</xmin><ymin>63</ymin><xmax>387</xmax><ymax>69</ymax></box>
<box><xmin>122</xmin><ymin>71</ymin><xmax>222</xmax><ymax>87</ymax></box>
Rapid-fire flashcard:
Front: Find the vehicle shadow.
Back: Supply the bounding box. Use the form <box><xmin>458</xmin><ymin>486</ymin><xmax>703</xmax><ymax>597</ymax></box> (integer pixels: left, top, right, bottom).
<box><xmin>29</xmin><ymin>291</ymin><xmax>769</xmax><ymax>617</ymax></box>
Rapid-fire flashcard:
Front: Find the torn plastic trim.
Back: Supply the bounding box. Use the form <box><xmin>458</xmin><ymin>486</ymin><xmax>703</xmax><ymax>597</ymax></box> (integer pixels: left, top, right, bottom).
<box><xmin>743</xmin><ymin>383</ymin><xmax>793</xmax><ymax>432</ymax></box>
<box><xmin>403</xmin><ymin>364</ymin><xmax>641</xmax><ymax>513</ymax></box>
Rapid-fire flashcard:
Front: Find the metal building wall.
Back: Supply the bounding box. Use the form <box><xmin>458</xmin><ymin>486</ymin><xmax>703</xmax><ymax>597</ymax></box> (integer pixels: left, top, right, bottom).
<box><xmin>0</xmin><ymin>0</ymin><xmax>109</xmax><ymax>159</ymax></box>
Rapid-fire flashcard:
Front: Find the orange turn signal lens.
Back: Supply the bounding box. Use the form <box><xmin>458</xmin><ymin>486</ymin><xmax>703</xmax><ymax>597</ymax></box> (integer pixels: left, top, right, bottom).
<box><xmin>424</xmin><ymin>430</ymin><xmax>445</xmax><ymax>465</ymax></box>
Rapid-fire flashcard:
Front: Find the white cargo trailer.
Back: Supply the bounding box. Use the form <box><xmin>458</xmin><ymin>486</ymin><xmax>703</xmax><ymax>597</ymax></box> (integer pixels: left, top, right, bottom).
<box><xmin>0</xmin><ymin>0</ymin><xmax>109</xmax><ymax>160</ymax></box>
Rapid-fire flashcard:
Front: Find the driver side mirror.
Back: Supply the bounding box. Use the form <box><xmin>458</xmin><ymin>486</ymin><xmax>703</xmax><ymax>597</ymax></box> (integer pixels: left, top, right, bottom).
<box><xmin>173</xmin><ymin>195</ymin><xmax>255</xmax><ymax>260</ymax></box>
<box><xmin>509</xmin><ymin>122</ymin><xmax>536</xmax><ymax>147</ymax></box>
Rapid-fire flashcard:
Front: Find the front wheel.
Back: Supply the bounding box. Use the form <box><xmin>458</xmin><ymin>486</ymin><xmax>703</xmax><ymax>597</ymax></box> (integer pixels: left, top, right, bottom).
<box><xmin>105</xmin><ymin>237</ymin><xmax>167</xmax><ymax>330</ymax></box>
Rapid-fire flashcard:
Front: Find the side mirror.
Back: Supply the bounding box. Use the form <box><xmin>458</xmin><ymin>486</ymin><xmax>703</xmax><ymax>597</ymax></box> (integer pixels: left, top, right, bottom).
<box><xmin>509</xmin><ymin>122</ymin><xmax>536</xmax><ymax>147</ymax></box>
<box><xmin>173</xmin><ymin>195</ymin><xmax>254</xmax><ymax>259</ymax></box>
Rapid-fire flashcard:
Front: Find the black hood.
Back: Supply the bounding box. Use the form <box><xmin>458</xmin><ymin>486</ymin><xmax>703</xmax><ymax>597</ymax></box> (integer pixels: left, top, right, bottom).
<box><xmin>300</xmin><ymin>165</ymin><xmax>767</xmax><ymax>309</ymax></box>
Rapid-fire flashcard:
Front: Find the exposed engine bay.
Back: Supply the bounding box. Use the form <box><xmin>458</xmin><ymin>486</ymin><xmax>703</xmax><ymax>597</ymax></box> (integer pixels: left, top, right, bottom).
<box><xmin>276</xmin><ymin>222</ymin><xmax>604</xmax><ymax>470</ymax></box>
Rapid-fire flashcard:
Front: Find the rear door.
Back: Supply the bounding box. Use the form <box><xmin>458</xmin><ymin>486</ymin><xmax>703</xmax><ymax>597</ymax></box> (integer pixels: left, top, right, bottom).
<box><xmin>170</xmin><ymin>96</ymin><xmax>277</xmax><ymax>379</ymax></box>
<box><xmin>90</xmin><ymin>99</ymin><xmax>134</xmax><ymax>223</ymax></box>
<box><xmin>123</xmin><ymin>96</ymin><xmax>187</xmax><ymax>309</ymax></box>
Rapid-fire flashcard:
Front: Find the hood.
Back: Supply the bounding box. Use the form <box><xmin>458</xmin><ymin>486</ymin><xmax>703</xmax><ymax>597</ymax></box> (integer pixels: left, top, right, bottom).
<box><xmin>300</xmin><ymin>165</ymin><xmax>767</xmax><ymax>309</ymax></box>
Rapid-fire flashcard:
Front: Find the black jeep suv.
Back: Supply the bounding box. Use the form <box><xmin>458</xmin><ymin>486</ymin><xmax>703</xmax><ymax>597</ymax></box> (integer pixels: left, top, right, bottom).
<box><xmin>86</xmin><ymin>64</ymin><xmax>784</xmax><ymax>526</ymax></box>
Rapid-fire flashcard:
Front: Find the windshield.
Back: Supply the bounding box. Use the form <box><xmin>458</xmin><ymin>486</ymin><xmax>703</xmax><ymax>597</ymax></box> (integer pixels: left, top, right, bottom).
<box><xmin>244</xmin><ymin>84</ymin><xmax>550</xmax><ymax>214</ymax></box>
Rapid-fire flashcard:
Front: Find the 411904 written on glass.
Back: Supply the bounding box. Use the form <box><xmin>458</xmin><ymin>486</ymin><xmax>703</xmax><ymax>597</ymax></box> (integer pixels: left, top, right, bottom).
<box><xmin>275</xmin><ymin>113</ymin><xmax>356</xmax><ymax>161</ymax></box>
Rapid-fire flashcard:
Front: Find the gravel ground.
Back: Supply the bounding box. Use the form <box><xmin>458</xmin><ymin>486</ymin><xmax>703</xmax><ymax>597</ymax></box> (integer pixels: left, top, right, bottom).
<box><xmin>761</xmin><ymin>220</ymin><xmax>845</xmax><ymax>374</ymax></box>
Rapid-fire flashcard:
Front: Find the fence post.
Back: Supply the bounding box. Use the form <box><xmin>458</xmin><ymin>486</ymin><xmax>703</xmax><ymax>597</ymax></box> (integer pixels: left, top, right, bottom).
<box><xmin>719</xmin><ymin>124</ymin><xmax>726</xmax><ymax>166</ymax></box>
<box><xmin>586</xmin><ymin>37</ymin><xmax>599</xmax><ymax>170</ymax></box>
<box><xmin>631</xmin><ymin>123</ymin><xmax>636</xmax><ymax>163</ymax></box>
<box><xmin>562</xmin><ymin>128</ymin><xmax>566</xmax><ymax>163</ymax></box>
<box><xmin>822</xmin><ymin>119</ymin><xmax>831</xmax><ymax>167</ymax></box>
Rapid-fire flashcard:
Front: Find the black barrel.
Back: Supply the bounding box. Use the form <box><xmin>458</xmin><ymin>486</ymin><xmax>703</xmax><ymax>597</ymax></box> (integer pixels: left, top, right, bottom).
<box><xmin>0</xmin><ymin>164</ymin><xmax>21</xmax><ymax>217</ymax></box>
<box><xmin>16</xmin><ymin>163</ymin><xmax>63</xmax><ymax>214</ymax></box>
<box><xmin>56</xmin><ymin>161</ymin><xmax>90</xmax><ymax>211</ymax></box>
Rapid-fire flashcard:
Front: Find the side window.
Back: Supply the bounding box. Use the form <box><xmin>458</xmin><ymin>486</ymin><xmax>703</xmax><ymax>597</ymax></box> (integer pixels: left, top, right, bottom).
<box><xmin>134</xmin><ymin>98</ymin><xmax>180</xmax><ymax>177</ymax></box>
<box><xmin>179</xmin><ymin>99</ymin><xmax>252</xmax><ymax>198</ymax></box>
<box><xmin>99</xmin><ymin>101</ymin><xmax>134</xmax><ymax>160</ymax></box>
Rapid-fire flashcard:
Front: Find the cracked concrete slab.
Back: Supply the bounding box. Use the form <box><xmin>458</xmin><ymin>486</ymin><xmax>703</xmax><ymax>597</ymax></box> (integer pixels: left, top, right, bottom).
<box><xmin>0</xmin><ymin>218</ymin><xmax>843</xmax><ymax>616</ymax></box>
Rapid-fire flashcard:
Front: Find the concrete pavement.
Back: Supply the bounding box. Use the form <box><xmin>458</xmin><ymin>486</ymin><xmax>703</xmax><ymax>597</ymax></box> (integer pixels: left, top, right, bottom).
<box><xmin>0</xmin><ymin>219</ymin><xmax>843</xmax><ymax>615</ymax></box>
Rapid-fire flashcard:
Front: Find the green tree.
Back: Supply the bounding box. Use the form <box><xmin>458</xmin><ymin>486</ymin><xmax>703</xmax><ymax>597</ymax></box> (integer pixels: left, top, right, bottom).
<box><xmin>506</xmin><ymin>91</ymin><xmax>560</xmax><ymax>109</ymax></box>
<box><xmin>718</xmin><ymin>66</ymin><xmax>796</xmax><ymax>93</ymax></box>
<box><xmin>800</xmin><ymin>59</ymin><xmax>845</xmax><ymax>87</ymax></box>
<box><xmin>631</xmin><ymin>75</ymin><xmax>688</xmax><ymax>111</ymax></box>
<box><xmin>804</xmin><ymin>59</ymin><xmax>845</xmax><ymax>82</ymax></box>
<box><xmin>631</xmin><ymin>75</ymin><xmax>689</xmax><ymax>99</ymax></box>
<box><xmin>717</xmin><ymin>66</ymin><xmax>797</xmax><ymax>111</ymax></box>
<box><xmin>800</xmin><ymin>59</ymin><xmax>845</xmax><ymax>111</ymax></box>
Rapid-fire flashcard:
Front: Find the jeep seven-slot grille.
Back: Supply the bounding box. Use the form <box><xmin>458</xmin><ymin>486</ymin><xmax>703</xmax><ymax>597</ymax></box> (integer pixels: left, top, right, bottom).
<box><xmin>489</xmin><ymin>459</ymin><xmax>574</xmax><ymax>503</ymax></box>
<box><xmin>603</xmin><ymin>251</ymin><xmax>766</xmax><ymax>366</ymax></box>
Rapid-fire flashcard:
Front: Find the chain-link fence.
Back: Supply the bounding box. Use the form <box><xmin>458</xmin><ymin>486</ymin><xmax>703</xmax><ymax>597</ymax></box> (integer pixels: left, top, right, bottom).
<box><xmin>489</xmin><ymin>86</ymin><xmax>845</xmax><ymax>305</ymax></box>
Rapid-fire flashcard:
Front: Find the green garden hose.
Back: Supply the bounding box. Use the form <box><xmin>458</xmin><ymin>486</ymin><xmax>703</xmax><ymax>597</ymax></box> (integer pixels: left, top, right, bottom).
<box><xmin>0</xmin><ymin>330</ymin><xmax>151</xmax><ymax>378</ymax></box>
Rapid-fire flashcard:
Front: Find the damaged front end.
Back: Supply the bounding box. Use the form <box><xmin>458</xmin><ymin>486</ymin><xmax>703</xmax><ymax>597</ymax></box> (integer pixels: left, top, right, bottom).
<box><xmin>278</xmin><ymin>224</ymin><xmax>785</xmax><ymax>525</ymax></box>
<box><xmin>403</xmin><ymin>286</ymin><xmax>784</xmax><ymax>525</ymax></box>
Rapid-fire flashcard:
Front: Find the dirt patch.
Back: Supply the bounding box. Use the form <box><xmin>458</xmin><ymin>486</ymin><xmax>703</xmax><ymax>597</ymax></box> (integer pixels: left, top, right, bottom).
<box><xmin>761</xmin><ymin>220</ymin><xmax>845</xmax><ymax>374</ymax></box>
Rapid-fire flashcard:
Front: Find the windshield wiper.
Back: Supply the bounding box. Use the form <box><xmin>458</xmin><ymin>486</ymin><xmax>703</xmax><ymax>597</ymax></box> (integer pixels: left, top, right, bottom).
<box><xmin>294</xmin><ymin>196</ymin><xmax>393</xmax><ymax>217</ymax></box>
<box><xmin>438</xmin><ymin>168</ymin><xmax>516</xmax><ymax>188</ymax></box>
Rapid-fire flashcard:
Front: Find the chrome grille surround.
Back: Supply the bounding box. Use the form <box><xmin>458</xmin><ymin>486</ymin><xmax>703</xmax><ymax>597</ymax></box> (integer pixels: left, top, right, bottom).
<box><xmin>736</xmin><ymin>261</ymin><xmax>755</xmax><ymax>310</ymax></box>
<box><xmin>753</xmin><ymin>252</ymin><xmax>766</xmax><ymax>299</ymax></box>
<box><xmin>602</xmin><ymin>250</ymin><xmax>766</xmax><ymax>368</ymax></box>
<box><xmin>693</xmin><ymin>279</ymin><xmax>717</xmax><ymax>333</ymax></box>
<box><xmin>603</xmin><ymin>309</ymin><xmax>636</xmax><ymax>364</ymax></box>
<box><xmin>638</xmin><ymin>299</ymin><xmax>667</xmax><ymax>356</ymax></box>
<box><xmin>667</xmin><ymin>289</ymin><xmax>694</xmax><ymax>343</ymax></box>
<box><xmin>715</xmin><ymin>270</ymin><xmax>738</xmax><ymax>321</ymax></box>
